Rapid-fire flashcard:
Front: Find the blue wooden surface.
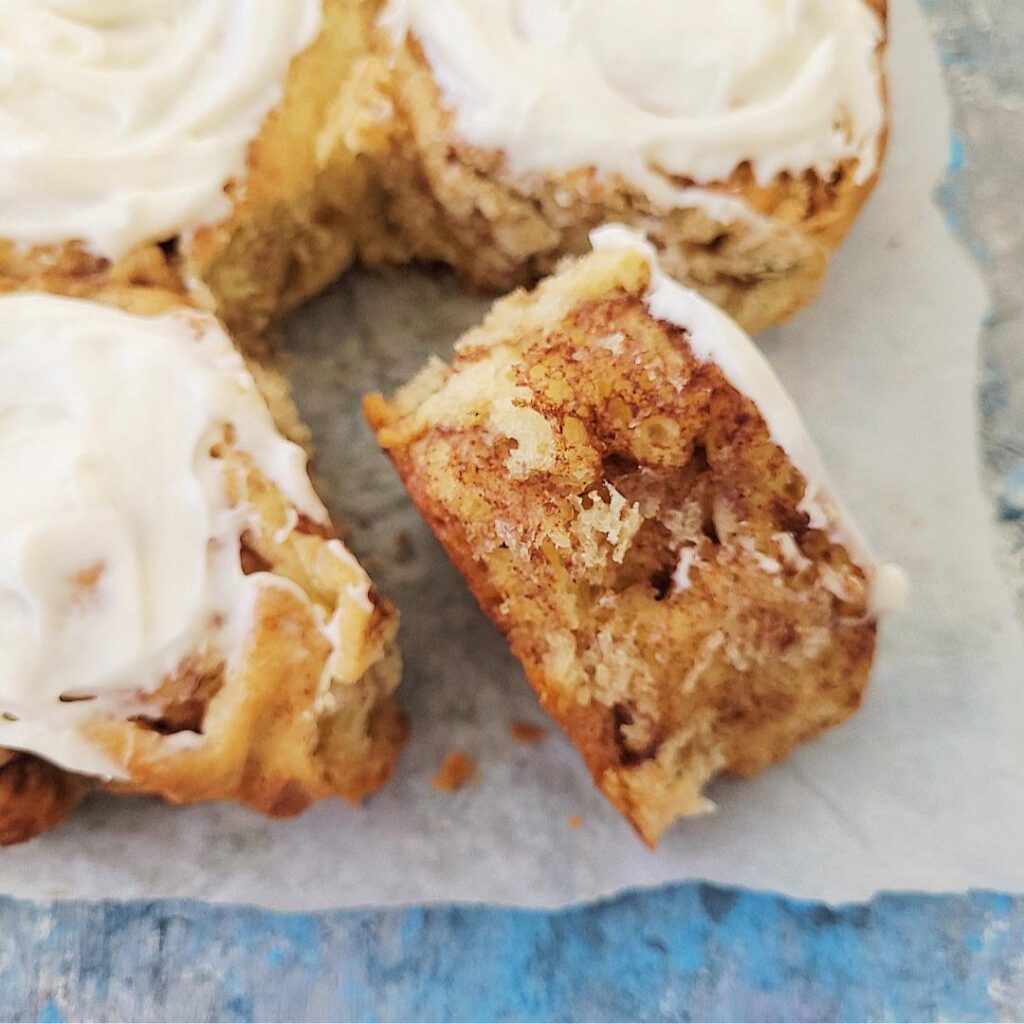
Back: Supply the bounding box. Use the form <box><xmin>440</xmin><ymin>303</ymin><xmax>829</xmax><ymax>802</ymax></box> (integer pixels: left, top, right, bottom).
<box><xmin>3</xmin><ymin>884</ymin><xmax>1023</xmax><ymax>1022</ymax></box>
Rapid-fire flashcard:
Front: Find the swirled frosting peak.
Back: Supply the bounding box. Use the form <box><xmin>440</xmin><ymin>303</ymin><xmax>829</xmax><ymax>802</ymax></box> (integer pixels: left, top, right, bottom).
<box><xmin>382</xmin><ymin>0</ymin><xmax>886</xmax><ymax>205</ymax></box>
<box><xmin>0</xmin><ymin>294</ymin><xmax>330</xmax><ymax>777</ymax></box>
<box><xmin>0</xmin><ymin>1</ymin><xmax>322</xmax><ymax>259</ymax></box>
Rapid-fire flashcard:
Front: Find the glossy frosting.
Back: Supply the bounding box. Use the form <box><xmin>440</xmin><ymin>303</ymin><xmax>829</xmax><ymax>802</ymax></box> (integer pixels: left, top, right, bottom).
<box><xmin>591</xmin><ymin>225</ymin><xmax>905</xmax><ymax>615</ymax></box>
<box><xmin>0</xmin><ymin>0</ymin><xmax>322</xmax><ymax>259</ymax></box>
<box><xmin>382</xmin><ymin>0</ymin><xmax>886</xmax><ymax>208</ymax></box>
<box><xmin>0</xmin><ymin>294</ymin><xmax>332</xmax><ymax>777</ymax></box>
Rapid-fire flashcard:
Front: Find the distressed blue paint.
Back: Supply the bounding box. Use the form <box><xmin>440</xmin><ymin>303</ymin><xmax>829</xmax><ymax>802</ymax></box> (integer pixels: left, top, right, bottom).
<box><xmin>36</xmin><ymin>1002</ymin><xmax>65</xmax><ymax>1024</ymax></box>
<box><xmin>2</xmin><ymin>886</ymin><xmax>1024</xmax><ymax>1022</ymax></box>
<box><xmin>999</xmin><ymin>461</ymin><xmax>1024</xmax><ymax>520</ymax></box>
<box><xmin>935</xmin><ymin>136</ymin><xmax>967</xmax><ymax>241</ymax></box>
<box><xmin>949</xmin><ymin>133</ymin><xmax>967</xmax><ymax>174</ymax></box>
<box><xmin>934</xmin><ymin>129</ymin><xmax>992</xmax><ymax>264</ymax></box>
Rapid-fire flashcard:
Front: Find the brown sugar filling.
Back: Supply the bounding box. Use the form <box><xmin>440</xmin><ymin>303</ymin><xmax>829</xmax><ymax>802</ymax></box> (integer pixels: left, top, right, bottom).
<box><xmin>131</xmin><ymin>659</ymin><xmax>226</xmax><ymax>736</ymax></box>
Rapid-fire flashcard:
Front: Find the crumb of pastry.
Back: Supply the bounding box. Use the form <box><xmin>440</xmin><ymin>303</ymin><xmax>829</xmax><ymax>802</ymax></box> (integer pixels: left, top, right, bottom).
<box><xmin>432</xmin><ymin>751</ymin><xmax>478</xmax><ymax>793</ymax></box>
<box><xmin>510</xmin><ymin>722</ymin><xmax>547</xmax><ymax>745</ymax></box>
<box><xmin>368</xmin><ymin>244</ymin><xmax>877</xmax><ymax>846</ymax></box>
<box><xmin>0</xmin><ymin>753</ymin><xmax>88</xmax><ymax>847</ymax></box>
<box><xmin>394</xmin><ymin>530</ymin><xmax>416</xmax><ymax>563</ymax></box>
<box><xmin>567</xmin><ymin>814</ymin><xmax>583</xmax><ymax>831</ymax></box>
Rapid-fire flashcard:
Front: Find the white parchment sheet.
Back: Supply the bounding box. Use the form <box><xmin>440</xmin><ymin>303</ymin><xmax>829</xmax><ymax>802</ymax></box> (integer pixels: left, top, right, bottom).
<box><xmin>4</xmin><ymin>0</ymin><xmax>1022</xmax><ymax>909</ymax></box>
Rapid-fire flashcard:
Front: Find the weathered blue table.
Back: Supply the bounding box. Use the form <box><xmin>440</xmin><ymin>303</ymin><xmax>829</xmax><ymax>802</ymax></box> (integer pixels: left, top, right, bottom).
<box><xmin>4</xmin><ymin>2</ymin><xmax>1024</xmax><ymax>1020</ymax></box>
<box><xmin>3</xmin><ymin>886</ymin><xmax>1024</xmax><ymax>1022</ymax></box>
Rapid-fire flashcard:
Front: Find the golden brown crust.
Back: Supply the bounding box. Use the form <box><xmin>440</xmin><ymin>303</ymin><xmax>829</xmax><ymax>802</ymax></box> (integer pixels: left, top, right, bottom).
<box><xmin>0</xmin><ymin>281</ymin><xmax>404</xmax><ymax>842</ymax></box>
<box><xmin>431</xmin><ymin>750</ymin><xmax>478</xmax><ymax>792</ymax></box>
<box><xmin>367</xmin><ymin>246</ymin><xmax>877</xmax><ymax>845</ymax></box>
<box><xmin>94</xmin><ymin>443</ymin><xmax>405</xmax><ymax>816</ymax></box>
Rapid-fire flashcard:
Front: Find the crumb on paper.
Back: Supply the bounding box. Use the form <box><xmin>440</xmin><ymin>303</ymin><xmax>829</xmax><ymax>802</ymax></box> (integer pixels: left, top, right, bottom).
<box><xmin>432</xmin><ymin>751</ymin><xmax>477</xmax><ymax>792</ymax></box>
<box><xmin>509</xmin><ymin>721</ymin><xmax>547</xmax><ymax>744</ymax></box>
<box><xmin>394</xmin><ymin>529</ymin><xmax>415</xmax><ymax>563</ymax></box>
<box><xmin>567</xmin><ymin>814</ymin><xmax>583</xmax><ymax>830</ymax></box>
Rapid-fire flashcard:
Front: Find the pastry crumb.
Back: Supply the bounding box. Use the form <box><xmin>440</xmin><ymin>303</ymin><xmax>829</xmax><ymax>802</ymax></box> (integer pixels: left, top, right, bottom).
<box><xmin>394</xmin><ymin>529</ymin><xmax>415</xmax><ymax>563</ymax></box>
<box><xmin>432</xmin><ymin>750</ymin><xmax>477</xmax><ymax>792</ymax></box>
<box><xmin>509</xmin><ymin>721</ymin><xmax>546</xmax><ymax>744</ymax></box>
<box><xmin>567</xmin><ymin>814</ymin><xmax>583</xmax><ymax>830</ymax></box>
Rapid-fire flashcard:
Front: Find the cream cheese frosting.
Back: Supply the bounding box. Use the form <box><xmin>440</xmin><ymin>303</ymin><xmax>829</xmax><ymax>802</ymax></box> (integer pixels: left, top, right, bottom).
<box><xmin>0</xmin><ymin>0</ymin><xmax>322</xmax><ymax>260</ymax></box>
<box><xmin>590</xmin><ymin>225</ymin><xmax>905</xmax><ymax>615</ymax></box>
<box><xmin>0</xmin><ymin>294</ymin><xmax>338</xmax><ymax>778</ymax></box>
<box><xmin>382</xmin><ymin>0</ymin><xmax>886</xmax><ymax>209</ymax></box>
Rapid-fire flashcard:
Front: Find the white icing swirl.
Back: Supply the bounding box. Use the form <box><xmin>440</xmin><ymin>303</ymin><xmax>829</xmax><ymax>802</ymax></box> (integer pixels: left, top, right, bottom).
<box><xmin>590</xmin><ymin>225</ymin><xmax>905</xmax><ymax>616</ymax></box>
<box><xmin>0</xmin><ymin>0</ymin><xmax>323</xmax><ymax>259</ymax></box>
<box><xmin>382</xmin><ymin>0</ymin><xmax>886</xmax><ymax>207</ymax></box>
<box><xmin>0</xmin><ymin>294</ymin><xmax>331</xmax><ymax>777</ymax></box>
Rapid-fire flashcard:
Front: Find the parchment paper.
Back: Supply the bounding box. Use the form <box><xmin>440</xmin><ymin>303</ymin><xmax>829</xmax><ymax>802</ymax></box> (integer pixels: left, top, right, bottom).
<box><xmin>4</xmin><ymin>0</ymin><xmax>1022</xmax><ymax>909</ymax></box>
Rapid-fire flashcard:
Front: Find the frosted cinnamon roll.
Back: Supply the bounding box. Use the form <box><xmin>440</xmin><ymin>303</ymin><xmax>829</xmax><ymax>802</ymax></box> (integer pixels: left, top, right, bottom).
<box><xmin>356</xmin><ymin>0</ymin><xmax>888</xmax><ymax>333</ymax></box>
<box><xmin>0</xmin><ymin>0</ymin><xmax>378</xmax><ymax>338</ymax></box>
<box><xmin>0</xmin><ymin>287</ymin><xmax>402</xmax><ymax>844</ymax></box>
